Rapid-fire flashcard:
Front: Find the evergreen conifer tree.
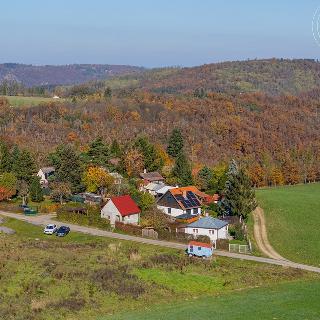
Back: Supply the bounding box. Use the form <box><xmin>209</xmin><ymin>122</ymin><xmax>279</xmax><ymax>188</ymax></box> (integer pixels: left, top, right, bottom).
<box><xmin>167</xmin><ymin>129</ymin><xmax>184</xmax><ymax>158</ymax></box>
<box><xmin>219</xmin><ymin>160</ymin><xmax>257</xmax><ymax>219</ymax></box>
<box><xmin>29</xmin><ymin>177</ymin><xmax>44</xmax><ymax>202</ymax></box>
<box><xmin>172</xmin><ymin>151</ymin><xmax>193</xmax><ymax>186</ymax></box>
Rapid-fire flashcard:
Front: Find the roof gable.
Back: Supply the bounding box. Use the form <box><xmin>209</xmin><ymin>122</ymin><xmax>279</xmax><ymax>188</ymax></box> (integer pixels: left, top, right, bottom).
<box><xmin>110</xmin><ymin>195</ymin><xmax>141</xmax><ymax>217</ymax></box>
<box><xmin>140</xmin><ymin>171</ymin><xmax>164</xmax><ymax>181</ymax></box>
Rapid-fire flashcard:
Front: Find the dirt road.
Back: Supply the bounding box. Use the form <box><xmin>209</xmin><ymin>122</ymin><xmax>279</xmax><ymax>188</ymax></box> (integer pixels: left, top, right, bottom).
<box><xmin>253</xmin><ymin>207</ymin><xmax>286</xmax><ymax>260</ymax></box>
<box><xmin>1</xmin><ymin>210</ymin><xmax>320</xmax><ymax>274</ymax></box>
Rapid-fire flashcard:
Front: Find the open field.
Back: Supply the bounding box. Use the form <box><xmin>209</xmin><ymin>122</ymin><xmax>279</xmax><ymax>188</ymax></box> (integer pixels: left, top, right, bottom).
<box><xmin>103</xmin><ymin>280</ymin><xmax>320</xmax><ymax>320</ymax></box>
<box><xmin>256</xmin><ymin>183</ymin><xmax>320</xmax><ymax>266</ymax></box>
<box><xmin>4</xmin><ymin>95</ymin><xmax>63</xmax><ymax>107</ymax></box>
<box><xmin>1</xmin><ymin>218</ymin><xmax>319</xmax><ymax>320</ymax></box>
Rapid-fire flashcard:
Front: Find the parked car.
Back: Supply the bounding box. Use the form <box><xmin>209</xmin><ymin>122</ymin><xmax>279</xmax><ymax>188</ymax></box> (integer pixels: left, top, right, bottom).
<box><xmin>43</xmin><ymin>224</ymin><xmax>57</xmax><ymax>235</ymax></box>
<box><xmin>186</xmin><ymin>241</ymin><xmax>213</xmax><ymax>258</ymax></box>
<box><xmin>56</xmin><ymin>226</ymin><xmax>70</xmax><ymax>237</ymax></box>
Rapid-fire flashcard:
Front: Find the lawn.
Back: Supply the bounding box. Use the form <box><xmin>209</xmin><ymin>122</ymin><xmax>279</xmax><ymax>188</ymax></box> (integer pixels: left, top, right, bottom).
<box><xmin>1</xmin><ymin>218</ymin><xmax>319</xmax><ymax>320</ymax></box>
<box><xmin>4</xmin><ymin>95</ymin><xmax>63</xmax><ymax>107</ymax></box>
<box><xmin>102</xmin><ymin>280</ymin><xmax>320</xmax><ymax>320</ymax></box>
<box><xmin>256</xmin><ymin>183</ymin><xmax>320</xmax><ymax>266</ymax></box>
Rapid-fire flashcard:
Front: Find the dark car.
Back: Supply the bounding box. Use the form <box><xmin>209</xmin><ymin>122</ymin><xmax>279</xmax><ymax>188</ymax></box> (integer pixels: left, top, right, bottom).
<box><xmin>56</xmin><ymin>226</ymin><xmax>70</xmax><ymax>237</ymax></box>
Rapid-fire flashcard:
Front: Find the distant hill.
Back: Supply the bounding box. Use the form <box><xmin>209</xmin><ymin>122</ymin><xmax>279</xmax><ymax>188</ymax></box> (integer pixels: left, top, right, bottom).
<box><xmin>0</xmin><ymin>63</ymin><xmax>144</xmax><ymax>87</ymax></box>
<box><xmin>105</xmin><ymin>59</ymin><xmax>320</xmax><ymax>95</ymax></box>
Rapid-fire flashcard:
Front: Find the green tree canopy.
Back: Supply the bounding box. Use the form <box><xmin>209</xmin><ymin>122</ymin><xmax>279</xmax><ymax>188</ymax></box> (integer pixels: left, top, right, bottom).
<box><xmin>12</xmin><ymin>149</ymin><xmax>36</xmax><ymax>183</ymax></box>
<box><xmin>29</xmin><ymin>177</ymin><xmax>44</xmax><ymax>202</ymax></box>
<box><xmin>167</xmin><ymin>128</ymin><xmax>184</xmax><ymax>158</ymax></box>
<box><xmin>172</xmin><ymin>151</ymin><xmax>193</xmax><ymax>186</ymax></box>
<box><xmin>49</xmin><ymin>145</ymin><xmax>83</xmax><ymax>193</ymax></box>
<box><xmin>87</xmin><ymin>137</ymin><xmax>109</xmax><ymax>166</ymax></box>
<box><xmin>219</xmin><ymin>160</ymin><xmax>257</xmax><ymax>220</ymax></box>
<box><xmin>134</xmin><ymin>137</ymin><xmax>164</xmax><ymax>172</ymax></box>
<box><xmin>197</xmin><ymin>166</ymin><xmax>213</xmax><ymax>191</ymax></box>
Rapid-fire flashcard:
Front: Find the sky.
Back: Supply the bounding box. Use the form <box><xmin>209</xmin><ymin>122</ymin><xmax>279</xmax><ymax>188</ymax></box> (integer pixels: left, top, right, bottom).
<box><xmin>1</xmin><ymin>0</ymin><xmax>320</xmax><ymax>67</ymax></box>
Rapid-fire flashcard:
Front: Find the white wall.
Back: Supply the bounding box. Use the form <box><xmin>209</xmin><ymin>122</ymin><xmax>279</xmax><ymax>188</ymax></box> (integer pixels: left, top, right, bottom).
<box><xmin>184</xmin><ymin>225</ymin><xmax>228</xmax><ymax>241</ymax></box>
<box><xmin>101</xmin><ymin>201</ymin><xmax>121</xmax><ymax>226</ymax></box>
<box><xmin>37</xmin><ymin>170</ymin><xmax>47</xmax><ymax>184</ymax></box>
<box><xmin>122</xmin><ymin>213</ymin><xmax>140</xmax><ymax>225</ymax></box>
<box><xmin>157</xmin><ymin>205</ymin><xmax>184</xmax><ymax>217</ymax></box>
<box><xmin>101</xmin><ymin>201</ymin><xmax>140</xmax><ymax>226</ymax></box>
<box><xmin>157</xmin><ymin>205</ymin><xmax>202</xmax><ymax>218</ymax></box>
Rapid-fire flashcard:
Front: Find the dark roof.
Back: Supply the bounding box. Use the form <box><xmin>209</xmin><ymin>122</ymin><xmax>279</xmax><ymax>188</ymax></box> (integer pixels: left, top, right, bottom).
<box><xmin>140</xmin><ymin>171</ymin><xmax>164</xmax><ymax>182</ymax></box>
<box><xmin>175</xmin><ymin>213</ymin><xmax>198</xmax><ymax>220</ymax></box>
<box><xmin>110</xmin><ymin>195</ymin><xmax>141</xmax><ymax>217</ymax></box>
<box><xmin>187</xmin><ymin>217</ymin><xmax>228</xmax><ymax>229</ymax></box>
<box><xmin>171</xmin><ymin>190</ymin><xmax>201</xmax><ymax>209</ymax></box>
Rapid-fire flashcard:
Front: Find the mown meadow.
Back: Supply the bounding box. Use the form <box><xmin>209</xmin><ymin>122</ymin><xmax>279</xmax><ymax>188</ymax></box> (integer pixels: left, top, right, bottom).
<box><xmin>0</xmin><ymin>218</ymin><xmax>319</xmax><ymax>320</ymax></box>
<box><xmin>256</xmin><ymin>183</ymin><xmax>320</xmax><ymax>266</ymax></box>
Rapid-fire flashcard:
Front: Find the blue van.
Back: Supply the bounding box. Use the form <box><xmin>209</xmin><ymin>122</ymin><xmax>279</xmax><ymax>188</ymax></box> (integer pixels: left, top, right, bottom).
<box><xmin>187</xmin><ymin>241</ymin><xmax>213</xmax><ymax>258</ymax></box>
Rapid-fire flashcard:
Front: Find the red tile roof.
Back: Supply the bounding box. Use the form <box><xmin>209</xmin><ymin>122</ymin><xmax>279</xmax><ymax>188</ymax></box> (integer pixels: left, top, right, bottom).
<box><xmin>110</xmin><ymin>195</ymin><xmax>141</xmax><ymax>217</ymax></box>
<box><xmin>189</xmin><ymin>241</ymin><xmax>212</xmax><ymax>249</ymax></box>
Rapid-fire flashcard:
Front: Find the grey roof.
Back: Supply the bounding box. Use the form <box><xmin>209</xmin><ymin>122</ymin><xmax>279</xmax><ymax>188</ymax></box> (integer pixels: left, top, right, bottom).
<box><xmin>41</xmin><ymin>167</ymin><xmax>55</xmax><ymax>174</ymax></box>
<box><xmin>187</xmin><ymin>217</ymin><xmax>228</xmax><ymax>229</ymax></box>
<box><xmin>140</xmin><ymin>171</ymin><xmax>164</xmax><ymax>181</ymax></box>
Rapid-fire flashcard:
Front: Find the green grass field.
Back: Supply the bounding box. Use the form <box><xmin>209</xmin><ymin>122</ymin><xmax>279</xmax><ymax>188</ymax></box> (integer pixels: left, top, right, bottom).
<box><xmin>256</xmin><ymin>183</ymin><xmax>320</xmax><ymax>266</ymax></box>
<box><xmin>4</xmin><ymin>95</ymin><xmax>62</xmax><ymax>107</ymax></box>
<box><xmin>1</xmin><ymin>218</ymin><xmax>319</xmax><ymax>320</ymax></box>
<box><xmin>102</xmin><ymin>280</ymin><xmax>320</xmax><ymax>320</ymax></box>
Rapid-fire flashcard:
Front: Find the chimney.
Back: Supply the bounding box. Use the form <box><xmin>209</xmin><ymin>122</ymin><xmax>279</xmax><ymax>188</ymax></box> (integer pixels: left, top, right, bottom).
<box><xmin>183</xmin><ymin>191</ymin><xmax>187</xmax><ymax>198</ymax></box>
<box><xmin>143</xmin><ymin>169</ymin><xmax>147</xmax><ymax>174</ymax></box>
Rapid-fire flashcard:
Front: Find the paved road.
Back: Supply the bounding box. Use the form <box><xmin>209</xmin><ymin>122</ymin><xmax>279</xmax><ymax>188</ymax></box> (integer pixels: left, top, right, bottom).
<box><xmin>1</xmin><ymin>210</ymin><xmax>320</xmax><ymax>274</ymax></box>
<box><xmin>253</xmin><ymin>207</ymin><xmax>286</xmax><ymax>260</ymax></box>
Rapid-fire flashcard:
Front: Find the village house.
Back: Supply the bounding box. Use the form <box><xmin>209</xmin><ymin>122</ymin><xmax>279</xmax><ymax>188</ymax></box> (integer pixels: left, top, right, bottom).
<box><xmin>178</xmin><ymin>216</ymin><xmax>229</xmax><ymax>246</ymax></box>
<box><xmin>37</xmin><ymin>167</ymin><xmax>55</xmax><ymax>186</ymax></box>
<box><xmin>157</xmin><ymin>186</ymin><xmax>202</xmax><ymax>217</ymax></box>
<box><xmin>101</xmin><ymin>195</ymin><xmax>140</xmax><ymax>226</ymax></box>
<box><xmin>140</xmin><ymin>170</ymin><xmax>165</xmax><ymax>184</ymax></box>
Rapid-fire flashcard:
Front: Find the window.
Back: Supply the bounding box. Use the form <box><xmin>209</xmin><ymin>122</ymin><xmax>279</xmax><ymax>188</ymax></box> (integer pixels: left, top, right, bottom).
<box><xmin>198</xmin><ymin>247</ymin><xmax>201</xmax><ymax>250</ymax></box>
<box><xmin>190</xmin><ymin>245</ymin><xmax>193</xmax><ymax>252</ymax></box>
<box><xmin>193</xmin><ymin>229</ymin><xmax>198</xmax><ymax>234</ymax></box>
<box><xmin>209</xmin><ymin>230</ymin><xmax>214</xmax><ymax>235</ymax></box>
<box><xmin>193</xmin><ymin>208</ymin><xmax>198</xmax><ymax>214</ymax></box>
<box><xmin>186</xmin><ymin>209</ymin><xmax>191</xmax><ymax>214</ymax></box>
<box><xmin>168</xmin><ymin>208</ymin><xmax>171</xmax><ymax>214</ymax></box>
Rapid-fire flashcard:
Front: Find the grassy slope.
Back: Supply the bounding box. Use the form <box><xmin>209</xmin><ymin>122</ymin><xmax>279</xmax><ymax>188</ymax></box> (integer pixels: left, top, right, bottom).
<box><xmin>102</xmin><ymin>280</ymin><xmax>320</xmax><ymax>320</ymax></box>
<box><xmin>256</xmin><ymin>183</ymin><xmax>320</xmax><ymax>266</ymax></box>
<box><xmin>1</xmin><ymin>218</ymin><xmax>319</xmax><ymax>319</ymax></box>
<box><xmin>5</xmin><ymin>95</ymin><xmax>62</xmax><ymax>107</ymax></box>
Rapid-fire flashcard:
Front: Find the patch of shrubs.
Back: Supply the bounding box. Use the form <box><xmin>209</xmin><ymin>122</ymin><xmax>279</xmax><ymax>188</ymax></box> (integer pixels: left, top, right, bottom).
<box><xmin>57</xmin><ymin>205</ymin><xmax>110</xmax><ymax>230</ymax></box>
<box><xmin>49</xmin><ymin>297</ymin><xmax>85</xmax><ymax>311</ymax></box>
<box><xmin>92</xmin><ymin>266</ymin><xmax>146</xmax><ymax>299</ymax></box>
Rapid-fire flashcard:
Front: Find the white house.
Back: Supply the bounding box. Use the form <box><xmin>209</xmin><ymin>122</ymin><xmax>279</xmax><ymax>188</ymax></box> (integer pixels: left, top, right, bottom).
<box><xmin>157</xmin><ymin>187</ymin><xmax>202</xmax><ymax>218</ymax></box>
<box><xmin>37</xmin><ymin>167</ymin><xmax>55</xmax><ymax>186</ymax></box>
<box><xmin>179</xmin><ymin>217</ymin><xmax>229</xmax><ymax>246</ymax></box>
<box><xmin>101</xmin><ymin>195</ymin><xmax>140</xmax><ymax>226</ymax></box>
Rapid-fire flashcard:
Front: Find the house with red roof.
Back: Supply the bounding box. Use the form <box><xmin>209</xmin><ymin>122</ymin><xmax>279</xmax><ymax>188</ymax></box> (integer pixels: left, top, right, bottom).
<box><xmin>101</xmin><ymin>195</ymin><xmax>141</xmax><ymax>226</ymax></box>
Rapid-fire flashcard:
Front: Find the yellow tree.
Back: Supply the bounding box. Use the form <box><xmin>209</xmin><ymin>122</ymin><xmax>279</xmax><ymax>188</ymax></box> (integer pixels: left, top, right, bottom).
<box><xmin>82</xmin><ymin>166</ymin><xmax>114</xmax><ymax>195</ymax></box>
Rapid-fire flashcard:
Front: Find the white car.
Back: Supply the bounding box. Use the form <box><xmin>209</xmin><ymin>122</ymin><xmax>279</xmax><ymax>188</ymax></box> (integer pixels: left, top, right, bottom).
<box><xmin>44</xmin><ymin>224</ymin><xmax>58</xmax><ymax>235</ymax></box>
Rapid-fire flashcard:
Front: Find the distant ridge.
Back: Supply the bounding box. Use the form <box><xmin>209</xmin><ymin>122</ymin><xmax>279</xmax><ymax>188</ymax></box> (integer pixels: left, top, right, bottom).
<box><xmin>0</xmin><ymin>63</ymin><xmax>144</xmax><ymax>87</ymax></box>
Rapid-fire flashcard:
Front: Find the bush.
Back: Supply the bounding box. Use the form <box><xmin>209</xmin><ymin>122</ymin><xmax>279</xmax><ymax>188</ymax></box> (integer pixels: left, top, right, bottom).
<box><xmin>115</xmin><ymin>221</ymin><xmax>142</xmax><ymax>236</ymax></box>
<box><xmin>92</xmin><ymin>266</ymin><xmax>146</xmax><ymax>299</ymax></box>
<box><xmin>228</xmin><ymin>223</ymin><xmax>245</xmax><ymax>240</ymax></box>
<box><xmin>195</xmin><ymin>235</ymin><xmax>211</xmax><ymax>244</ymax></box>
<box><xmin>56</xmin><ymin>205</ymin><xmax>111</xmax><ymax>230</ymax></box>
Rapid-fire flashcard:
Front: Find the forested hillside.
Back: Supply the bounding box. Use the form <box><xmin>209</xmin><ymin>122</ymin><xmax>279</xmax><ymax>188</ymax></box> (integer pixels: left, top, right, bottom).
<box><xmin>0</xmin><ymin>63</ymin><xmax>144</xmax><ymax>87</ymax></box>
<box><xmin>103</xmin><ymin>59</ymin><xmax>320</xmax><ymax>96</ymax></box>
<box><xmin>1</xmin><ymin>84</ymin><xmax>320</xmax><ymax>187</ymax></box>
